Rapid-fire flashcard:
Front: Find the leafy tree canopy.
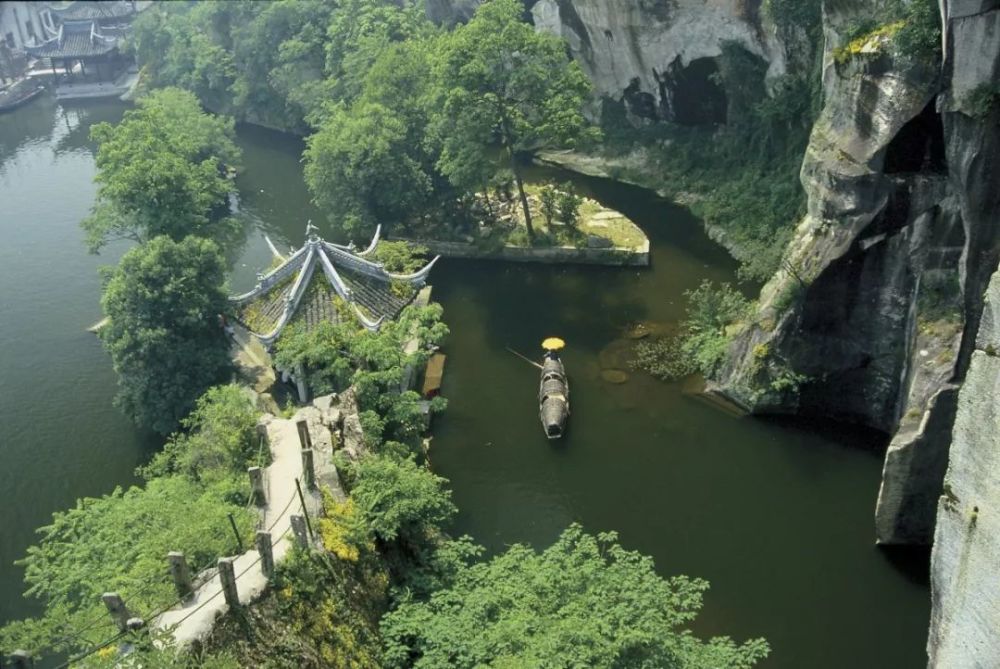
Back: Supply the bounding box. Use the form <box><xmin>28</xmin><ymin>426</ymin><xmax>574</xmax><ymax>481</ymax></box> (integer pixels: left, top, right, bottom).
<box><xmin>141</xmin><ymin>384</ymin><xmax>261</xmax><ymax>483</ymax></box>
<box><xmin>83</xmin><ymin>88</ymin><xmax>240</xmax><ymax>252</ymax></box>
<box><xmin>432</xmin><ymin>0</ymin><xmax>598</xmax><ymax>236</ymax></box>
<box><xmin>101</xmin><ymin>235</ymin><xmax>233</xmax><ymax>434</ymax></box>
<box><xmin>275</xmin><ymin>303</ymin><xmax>448</xmax><ymax>449</ymax></box>
<box><xmin>382</xmin><ymin>524</ymin><xmax>769</xmax><ymax>669</ymax></box>
<box><xmin>304</xmin><ymin>101</ymin><xmax>433</xmax><ymax>239</ymax></box>
<box><xmin>350</xmin><ymin>454</ymin><xmax>457</xmax><ymax>547</ymax></box>
<box><xmin>0</xmin><ymin>386</ymin><xmax>257</xmax><ymax>658</ymax></box>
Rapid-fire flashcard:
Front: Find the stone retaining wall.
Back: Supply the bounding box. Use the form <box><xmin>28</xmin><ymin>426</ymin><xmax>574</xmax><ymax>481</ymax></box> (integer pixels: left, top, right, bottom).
<box><xmin>393</xmin><ymin>237</ymin><xmax>650</xmax><ymax>267</ymax></box>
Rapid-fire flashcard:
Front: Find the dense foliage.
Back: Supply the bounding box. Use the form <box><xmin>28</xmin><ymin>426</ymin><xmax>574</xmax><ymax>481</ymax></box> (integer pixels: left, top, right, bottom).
<box><xmin>0</xmin><ymin>386</ymin><xmax>258</xmax><ymax>658</ymax></box>
<box><xmin>382</xmin><ymin>524</ymin><xmax>769</xmax><ymax>668</ymax></box>
<box><xmin>101</xmin><ymin>235</ymin><xmax>233</xmax><ymax>434</ymax></box>
<box><xmin>131</xmin><ymin>0</ymin><xmax>597</xmax><ymax>243</ymax></box>
<box><xmin>431</xmin><ymin>0</ymin><xmax>597</xmax><ymax>238</ymax></box>
<box><xmin>634</xmin><ymin>281</ymin><xmax>753</xmax><ymax>381</ymax></box>
<box><xmin>350</xmin><ymin>455</ymin><xmax>456</xmax><ymax>547</ymax></box>
<box><xmin>274</xmin><ymin>303</ymin><xmax>448</xmax><ymax>449</ymax></box>
<box><xmin>83</xmin><ymin>88</ymin><xmax>240</xmax><ymax>253</ymax></box>
<box><xmin>833</xmin><ymin>0</ymin><xmax>942</xmax><ymax>66</ymax></box>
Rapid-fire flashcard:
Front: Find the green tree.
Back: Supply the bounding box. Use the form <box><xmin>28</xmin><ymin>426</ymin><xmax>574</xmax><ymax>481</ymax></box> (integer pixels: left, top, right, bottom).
<box><xmin>350</xmin><ymin>454</ymin><xmax>457</xmax><ymax>548</ymax></box>
<box><xmin>0</xmin><ymin>385</ymin><xmax>257</xmax><ymax>658</ymax></box>
<box><xmin>433</xmin><ymin>0</ymin><xmax>597</xmax><ymax>239</ymax></box>
<box><xmin>557</xmin><ymin>182</ymin><xmax>583</xmax><ymax>226</ymax></box>
<box><xmin>274</xmin><ymin>304</ymin><xmax>448</xmax><ymax>450</ymax></box>
<box><xmin>101</xmin><ymin>236</ymin><xmax>233</xmax><ymax>434</ymax></box>
<box><xmin>141</xmin><ymin>384</ymin><xmax>261</xmax><ymax>483</ymax></box>
<box><xmin>382</xmin><ymin>524</ymin><xmax>769</xmax><ymax>668</ymax></box>
<box><xmin>322</xmin><ymin>0</ymin><xmax>432</xmax><ymax>109</ymax></box>
<box><xmin>539</xmin><ymin>184</ymin><xmax>559</xmax><ymax>225</ymax></box>
<box><xmin>304</xmin><ymin>102</ymin><xmax>432</xmax><ymax>239</ymax></box>
<box><xmin>83</xmin><ymin>88</ymin><xmax>240</xmax><ymax>252</ymax></box>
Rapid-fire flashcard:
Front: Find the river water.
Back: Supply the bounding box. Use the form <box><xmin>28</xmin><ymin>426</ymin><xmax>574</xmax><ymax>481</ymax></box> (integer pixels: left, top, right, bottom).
<box><xmin>0</xmin><ymin>99</ymin><xmax>930</xmax><ymax>667</ymax></box>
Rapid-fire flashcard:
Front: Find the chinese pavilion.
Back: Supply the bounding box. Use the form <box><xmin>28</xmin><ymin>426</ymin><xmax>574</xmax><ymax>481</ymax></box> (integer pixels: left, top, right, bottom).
<box><xmin>232</xmin><ymin>225</ymin><xmax>439</xmax><ymax>349</ymax></box>
<box><xmin>25</xmin><ymin>1</ymin><xmax>137</xmax><ymax>98</ymax></box>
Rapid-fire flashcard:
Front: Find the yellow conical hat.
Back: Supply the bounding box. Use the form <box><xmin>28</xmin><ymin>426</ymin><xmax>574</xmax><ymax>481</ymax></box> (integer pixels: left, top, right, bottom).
<box><xmin>542</xmin><ymin>337</ymin><xmax>565</xmax><ymax>351</ymax></box>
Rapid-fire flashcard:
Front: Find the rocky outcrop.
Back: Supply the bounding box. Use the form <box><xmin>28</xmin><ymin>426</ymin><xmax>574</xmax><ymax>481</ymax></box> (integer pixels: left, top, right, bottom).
<box><xmin>925</xmin><ymin>2</ymin><xmax>1000</xmax><ymax>666</ymax></box>
<box><xmin>425</xmin><ymin>0</ymin><xmax>482</xmax><ymax>25</ymax></box>
<box><xmin>704</xmin><ymin>0</ymin><xmax>1000</xmax><ymax>551</ymax></box>
<box><xmin>532</xmin><ymin>0</ymin><xmax>792</xmax><ymax>122</ymax></box>
<box><xmin>927</xmin><ymin>278</ymin><xmax>1000</xmax><ymax>668</ymax></box>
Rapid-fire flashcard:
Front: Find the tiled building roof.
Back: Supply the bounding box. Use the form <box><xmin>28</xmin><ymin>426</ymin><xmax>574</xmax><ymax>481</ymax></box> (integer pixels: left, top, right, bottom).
<box><xmin>25</xmin><ymin>20</ymin><xmax>118</xmax><ymax>58</ymax></box>
<box><xmin>231</xmin><ymin>226</ymin><xmax>439</xmax><ymax>348</ymax></box>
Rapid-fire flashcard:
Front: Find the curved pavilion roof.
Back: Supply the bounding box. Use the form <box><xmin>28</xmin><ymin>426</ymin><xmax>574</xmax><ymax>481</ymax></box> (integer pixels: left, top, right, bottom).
<box><xmin>231</xmin><ymin>225</ymin><xmax>439</xmax><ymax>348</ymax></box>
<box><xmin>25</xmin><ymin>20</ymin><xmax>119</xmax><ymax>59</ymax></box>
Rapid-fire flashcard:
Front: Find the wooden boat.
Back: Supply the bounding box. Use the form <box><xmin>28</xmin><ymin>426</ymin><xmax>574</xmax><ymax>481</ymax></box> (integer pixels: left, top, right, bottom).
<box><xmin>538</xmin><ymin>341</ymin><xmax>569</xmax><ymax>439</ymax></box>
<box><xmin>0</xmin><ymin>82</ymin><xmax>45</xmax><ymax>113</ymax></box>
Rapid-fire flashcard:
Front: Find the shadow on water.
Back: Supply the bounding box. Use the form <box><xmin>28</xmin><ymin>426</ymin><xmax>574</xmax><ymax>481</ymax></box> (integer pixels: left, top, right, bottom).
<box><xmin>0</xmin><ymin>98</ymin><xmax>931</xmax><ymax>669</ymax></box>
<box><xmin>430</xmin><ymin>166</ymin><xmax>932</xmax><ymax>669</ymax></box>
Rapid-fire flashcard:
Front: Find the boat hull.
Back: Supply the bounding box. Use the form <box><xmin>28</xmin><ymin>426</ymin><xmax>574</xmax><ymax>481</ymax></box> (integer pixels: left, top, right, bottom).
<box><xmin>0</xmin><ymin>85</ymin><xmax>45</xmax><ymax>113</ymax></box>
<box><xmin>539</xmin><ymin>355</ymin><xmax>569</xmax><ymax>439</ymax></box>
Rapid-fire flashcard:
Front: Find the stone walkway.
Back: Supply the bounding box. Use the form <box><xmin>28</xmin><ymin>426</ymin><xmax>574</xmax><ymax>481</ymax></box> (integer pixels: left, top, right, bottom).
<box><xmin>153</xmin><ymin>405</ymin><xmax>337</xmax><ymax>646</ymax></box>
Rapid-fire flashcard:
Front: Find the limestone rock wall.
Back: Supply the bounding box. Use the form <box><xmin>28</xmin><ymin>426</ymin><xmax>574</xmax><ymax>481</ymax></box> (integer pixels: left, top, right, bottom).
<box><xmin>425</xmin><ymin>0</ymin><xmax>482</xmax><ymax>25</ymax></box>
<box><xmin>925</xmin><ymin>2</ymin><xmax>1000</xmax><ymax>666</ymax></box>
<box><xmin>928</xmin><ymin>280</ymin><xmax>1000</xmax><ymax>667</ymax></box>
<box><xmin>531</xmin><ymin>0</ymin><xmax>790</xmax><ymax>121</ymax></box>
<box><xmin>706</xmin><ymin>0</ymin><xmax>1000</xmax><ymax>551</ymax></box>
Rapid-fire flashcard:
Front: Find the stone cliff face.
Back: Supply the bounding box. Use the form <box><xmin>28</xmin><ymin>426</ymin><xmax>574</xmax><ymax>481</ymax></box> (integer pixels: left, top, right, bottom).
<box><xmin>928</xmin><ymin>275</ymin><xmax>1000</xmax><ymax>668</ymax></box>
<box><xmin>424</xmin><ymin>0</ymin><xmax>482</xmax><ymax>25</ymax></box>
<box><xmin>532</xmin><ymin>0</ymin><xmax>999</xmax><ymax>662</ymax></box>
<box><xmin>925</xmin><ymin>3</ymin><xmax>1000</xmax><ymax>666</ymax></box>
<box><xmin>711</xmin><ymin>0</ymin><xmax>1000</xmax><ymax>551</ymax></box>
<box><xmin>532</xmin><ymin>0</ymin><xmax>793</xmax><ymax>123</ymax></box>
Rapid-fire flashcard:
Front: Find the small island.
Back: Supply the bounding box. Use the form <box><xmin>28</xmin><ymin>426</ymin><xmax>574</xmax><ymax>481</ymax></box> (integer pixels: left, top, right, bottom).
<box><xmin>396</xmin><ymin>182</ymin><xmax>650</xmax><ymax>266</ymax></box>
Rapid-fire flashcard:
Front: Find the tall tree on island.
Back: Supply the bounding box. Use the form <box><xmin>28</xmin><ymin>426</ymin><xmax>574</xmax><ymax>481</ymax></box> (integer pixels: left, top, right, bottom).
<box><xmin>101</xmin><ymin>236</ymin><xmax>233</xmax><ymax>434</ymax></box>
<box><xmin>432</xmin><ymin>0</ymin><xmax>597</xmax><ymax>239</ymax></box>
<box><xmin>83</xmin><ymin>88</ymin><xmax>241</xmax><ymax>253</ymax></box>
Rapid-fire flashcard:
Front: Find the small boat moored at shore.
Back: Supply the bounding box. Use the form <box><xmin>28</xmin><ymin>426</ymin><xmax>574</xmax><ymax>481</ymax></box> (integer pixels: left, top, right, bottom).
<box><xmin>0</xmin><ymin>81</ymin><xmax>45</xmax><ymax>114</ymax></box>
<box><xmin>539</xmin><ymin>338</ymin><xmax>569</xmax><ymax>439</ymax></box>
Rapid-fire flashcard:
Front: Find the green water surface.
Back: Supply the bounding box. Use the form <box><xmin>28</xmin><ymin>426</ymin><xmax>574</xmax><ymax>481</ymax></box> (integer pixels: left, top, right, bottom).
<box><xmin>0</xmin><ymin>99</ymin><xmax>929</xmax><ymax>668</ymax></box>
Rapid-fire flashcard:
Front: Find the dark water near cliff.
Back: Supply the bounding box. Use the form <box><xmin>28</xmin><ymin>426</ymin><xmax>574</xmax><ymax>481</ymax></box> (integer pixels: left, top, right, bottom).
<box><xmin>0</xmin><ymin>99</ymin><xmax>929</xmax><ymax>667</ymax></box>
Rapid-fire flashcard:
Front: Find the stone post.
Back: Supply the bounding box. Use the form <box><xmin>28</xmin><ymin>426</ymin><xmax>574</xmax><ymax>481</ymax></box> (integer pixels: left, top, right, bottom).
<box><xmin>290</xmin><ymin>514</ymin><xmax>309</xmax><ymax>548</ymax></box>
<box><xmin>248</xmin><ymin>466</ymin><xmax>266</xmax><ymax>505</ymax></box>
<box><xmin>9</xmin><ymin>650</ymin><xmax>32</xmax><ymax>668</ymax></box>
<box><xmin>255</xmin><ymin>422</ymin><xmax>269</xmax><ymax>446</ymax></box>
<box><xmin>217</xmin><ymin>558</ymin><xmax>239</xmax><ymax>608</ymax></box>
<box><xmin>301</xmin><ymin>449</ymin><xmax>315</xmax><ymax>490</ymax></box>
<box><xmin>126</xmin><ymin>617</ymin><xmax>145</xmax><ymax>632</ymax></box>
<box><xmin>102</xmin><ymin>592</ymin><xmax>131</xmax><ymax>632</ymax></box>
<box><xmin>295</xmin><ymin>364</ymin><xmax>309</xmax><ymax>403</ymax></box>
<box><xmin>295</xmin><ymin>419</ymin><xmax>313</xmax><ymax>450</ymax></box>
<box><xmin>167</xmin><ymin>551</ymin><xmax>193</xmax><ymax>601</ymax></box>
<box><xmin>256</xmin><ymin>531</ymin><xmax>275</xmax><ymax>578</ymax></box>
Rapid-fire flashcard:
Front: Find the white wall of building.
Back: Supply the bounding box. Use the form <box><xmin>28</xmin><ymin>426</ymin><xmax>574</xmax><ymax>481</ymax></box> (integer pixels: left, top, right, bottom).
<box><xmin>0</xmin><ymin>2</ymin><xmax>47</xmax><ymax>51</ymax></box>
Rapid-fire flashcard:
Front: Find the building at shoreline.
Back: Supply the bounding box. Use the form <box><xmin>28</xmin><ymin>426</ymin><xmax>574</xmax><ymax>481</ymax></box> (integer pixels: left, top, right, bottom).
<box><xmin>23</xmin><ymin>1</ymin><xmax>140</xmax><ymax>99</ymax></box>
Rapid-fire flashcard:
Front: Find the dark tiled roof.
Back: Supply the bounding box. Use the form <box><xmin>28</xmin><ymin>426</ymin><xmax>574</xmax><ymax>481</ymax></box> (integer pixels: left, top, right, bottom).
<box><xmin>230</xmin><ymin>231</ymin><xmax>438</xmax><ymax>345</ymax></box>
<box><xmin>47</xmin><ymin>1</ymin><xmax>136</xmax><ymax>21</ymax></box>
<box><xmin>25</xmin><ymin>21</ymin><xmax>118</xmax><ymax>58</ymax></box>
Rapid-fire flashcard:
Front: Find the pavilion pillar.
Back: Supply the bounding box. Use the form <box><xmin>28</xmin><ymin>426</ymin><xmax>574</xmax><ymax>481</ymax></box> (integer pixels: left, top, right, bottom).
<box><xmin>295</xmin><ymin>364</ymin><xmax>309</xmax><ymax>404</ymax></box>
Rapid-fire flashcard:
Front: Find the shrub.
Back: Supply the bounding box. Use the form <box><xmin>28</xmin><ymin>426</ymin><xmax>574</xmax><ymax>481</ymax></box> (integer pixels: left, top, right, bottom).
<box><xmin>965</xmin><ymin>83</ymin><xmax>1000</xmax><ymax>120</ymax></box>
<box><xmin>556</xmin><ymin>182</ymin><xmax>583</xmax><ymax>226</ymax></box>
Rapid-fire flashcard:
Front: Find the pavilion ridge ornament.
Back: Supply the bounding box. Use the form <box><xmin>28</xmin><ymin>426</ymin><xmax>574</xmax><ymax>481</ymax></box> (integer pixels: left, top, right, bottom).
<box><xmin>231</xmin><ymin>224</ymin><xmax>439</xmax><ymax>348</ymax></box>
